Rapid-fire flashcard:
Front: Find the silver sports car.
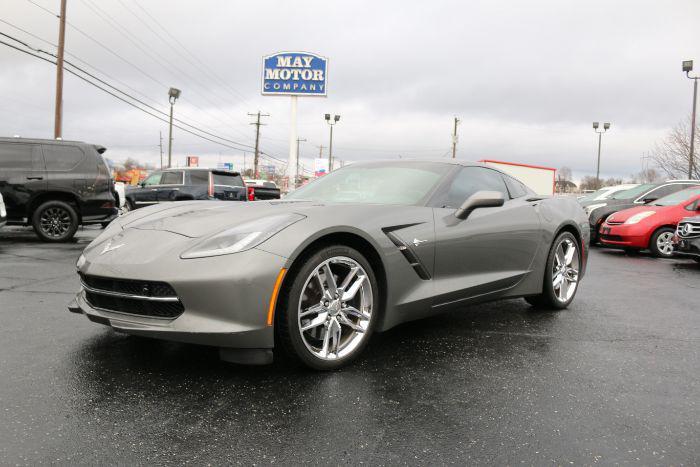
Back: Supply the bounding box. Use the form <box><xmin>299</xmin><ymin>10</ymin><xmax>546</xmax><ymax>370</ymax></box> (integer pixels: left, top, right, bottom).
<box><xmin>70</xmin><ymin>160</ymin><xmax>589</xmax><ymax>369</ymax></box>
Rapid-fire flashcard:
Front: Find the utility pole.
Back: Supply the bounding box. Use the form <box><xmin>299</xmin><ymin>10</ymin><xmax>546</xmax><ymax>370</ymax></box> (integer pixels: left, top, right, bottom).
<box><xmin>159</xmin><ymin>131</ymin><xmax>163</xmax><ymax>169</ymax></box>
<box><xmin>451</xmin><ymin>116</ymin><xmax>460</xmax><ymax>158</ymax></box>
<box><xmin>296</xmin><ymin>137</ymin><xmax>306</xmax><ymax>188</ymax></box>
<box><xmin>248</xmin><ymin>111</ymin><xmax>269</xmax><ymax>178</ymax></box>
<box><xmin>167</xmin><ymin>87</ymin><xmax>181</xmax><ymax>168</ymax></box>
<box><xmin>53</xmin><ymin>0</ymin><xmax>67</xmax><ymax>139</ymax></box>
<box><xmin>318</xmin><ymin>145</ymin><xmax>325</xmax><ymax>157</ymax></box>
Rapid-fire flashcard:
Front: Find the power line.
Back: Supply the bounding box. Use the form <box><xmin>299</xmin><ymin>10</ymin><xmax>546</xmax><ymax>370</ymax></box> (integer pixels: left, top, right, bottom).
<box><xmin>0</xmin><ymin>29</ymin><xmax>257</xmax><ymax>150</ymax></box>
<box><xmin>0</xmin><ymin>37</ymin><xmax>254</xmax><ymax>153</ymax></box>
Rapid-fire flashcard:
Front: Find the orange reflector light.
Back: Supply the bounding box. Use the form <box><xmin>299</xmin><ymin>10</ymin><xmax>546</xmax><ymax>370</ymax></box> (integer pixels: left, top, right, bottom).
<box><xmin>267</xmin><ymin>268</ymin><xmax>287</xmax><ymax>326</ymax></box>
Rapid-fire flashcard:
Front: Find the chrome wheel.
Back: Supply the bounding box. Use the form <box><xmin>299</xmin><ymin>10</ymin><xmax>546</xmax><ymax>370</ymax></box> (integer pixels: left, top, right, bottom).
<box><xmin>297</xmin><ymin>256</ymin><xmax>373</xmax><ymax>360</ymax></box>
<box><xmin>552</xmin><ymin>238</ymin><xmax>579</xmax><ymax>303</ymax></box>
<box><xmin>39</xmin><ymin>207</ymin><xmax>72</xmax><ymax>238</ymax></box>
<box><xmin>656</xmin><ymin>232</ymin><xmax>674</xmax><ymax>256</ymax></box>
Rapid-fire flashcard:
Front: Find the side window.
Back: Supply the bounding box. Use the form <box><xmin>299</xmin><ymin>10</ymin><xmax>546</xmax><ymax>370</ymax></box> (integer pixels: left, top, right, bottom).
<box><xmin>0</xmin><ymin>143</ymin><xmax>34</xmax><ymax>169</ymax></box>
<box><xmin>686</xmin><ymin>199</ymin><xmax>700</xmax><ymax>211</ymax></box>
<box><xmin>212</xmin><ymin>173</ymin><xmax>245</xmax><ymax>187</ymax></box>
<box><xmin>504</xmin><ymin>176</ymin><xmax>528</xmax><ymax>198</ymax></box>
<box><xmin>161</xmin><ymin>171</ymin><xmax>183</xmax><ymax>185</ymax></box>
<box><xmin>142</xmin><ymin>172</ymin><xmax>163</xmax><ymax>186</ymax></box>
<box><xmin>642</xmin><ymin>184</ymin><xmax>678</xmax><ymax>201</ymax></box>
<box><xmin>189</xmin><ymin>171</ymin><xmax>209</xmax><ymax>185</ymax></box>
<box><xmin>441</xmin><ymin>167</ymin><xmax>508</xmax><ymax>208</ymax></box>
<box><xmin>43</xmin><ymin>145</ymin><xmax>85</xmax><ymax>171</ymax></box>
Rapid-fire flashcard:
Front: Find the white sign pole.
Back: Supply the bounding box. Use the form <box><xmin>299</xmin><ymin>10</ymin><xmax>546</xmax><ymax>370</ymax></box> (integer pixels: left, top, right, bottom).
<box><xmin>287</xmin><ymin>95</ymin><xmax>298</xmax><ymax>189</ymax></box>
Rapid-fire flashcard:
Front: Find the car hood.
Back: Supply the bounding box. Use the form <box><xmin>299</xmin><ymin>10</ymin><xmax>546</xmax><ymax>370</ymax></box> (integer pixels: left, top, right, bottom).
<box><xmin>116</xmin><ymin>200</ymin><xmax>315</xmax><ymax>238</ymax></box>
<box><xmin>606</xmin><ymin>205</ymin><xmax>670</xmax><ymax>223</ymax></box>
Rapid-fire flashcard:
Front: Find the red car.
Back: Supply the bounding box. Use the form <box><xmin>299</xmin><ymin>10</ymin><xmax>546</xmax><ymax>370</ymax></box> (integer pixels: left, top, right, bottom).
<box><xmin>599</xmin><ymin>186</ymin><xmax>700</xmax><ymax>257</ymax></box>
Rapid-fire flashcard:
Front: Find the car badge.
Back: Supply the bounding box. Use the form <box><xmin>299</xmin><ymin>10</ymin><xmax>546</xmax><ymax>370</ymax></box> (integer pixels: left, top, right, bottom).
<box><xmin>100</xmin><ymin>240</ymin><xmax>125</xmax><ymax>255</ymax></box>
<box><xmin>682</xmin><ymin>224</ymin><xmax>691</xmax><ymax>236</ymax></box>
<box><xmin>412</xmin><ymin>238</ymin><xmax>427</xmax><ymax>247</ymax></box>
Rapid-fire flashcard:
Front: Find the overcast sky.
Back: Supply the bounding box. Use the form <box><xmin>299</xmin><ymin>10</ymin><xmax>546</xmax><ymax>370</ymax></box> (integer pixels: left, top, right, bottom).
<box><xmin>1</xmin><ymin>0</ymin><xmax>699</xmax><ymax>181</ymax></box>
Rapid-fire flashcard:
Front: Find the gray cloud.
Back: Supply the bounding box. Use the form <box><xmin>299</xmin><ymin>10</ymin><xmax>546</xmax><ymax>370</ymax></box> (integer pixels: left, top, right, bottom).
<box><xmin>1</xmin><ymin>0</ymin><xmax>698</xmax><ymax>181</ymax></box>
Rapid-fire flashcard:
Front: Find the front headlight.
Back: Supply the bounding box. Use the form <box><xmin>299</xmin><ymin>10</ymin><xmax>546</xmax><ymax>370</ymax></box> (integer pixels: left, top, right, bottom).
<box><xmin>76</xmin><ymin>254</ymin><xmax>86</xmax><ymax>269</ymax></box>
<box><xmin>625</xmin><ymin>211</ymin><xmax>655</xmax><ymax>224</ymax></box>
<box><xmin>585</xmin><ymin>203</ymin><xmax>607</xmax><ymax>215</ymax></box>
<box><xmin>180</xmin><ymin>213</ymin><xmax>305</xmax><ymax>259</ymax></box>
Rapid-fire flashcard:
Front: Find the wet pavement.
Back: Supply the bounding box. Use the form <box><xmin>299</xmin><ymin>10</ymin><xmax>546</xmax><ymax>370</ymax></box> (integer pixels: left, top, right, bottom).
<box><xmin>1</xmin><ymin>226</ymin><xmax>699</xmax><ymax>465</ymax></box>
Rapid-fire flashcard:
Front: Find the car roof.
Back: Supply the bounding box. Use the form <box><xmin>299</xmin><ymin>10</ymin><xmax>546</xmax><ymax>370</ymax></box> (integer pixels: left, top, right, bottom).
<box><xmin>0</xmin><ymin>136</ymin><xmax>86</xmax><ymax>145</ymax></box>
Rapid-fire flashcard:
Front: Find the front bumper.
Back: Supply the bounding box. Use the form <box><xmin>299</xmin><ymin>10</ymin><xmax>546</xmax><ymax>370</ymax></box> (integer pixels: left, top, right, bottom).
<box><xmin>598</xmin><ymin>223</ymin><xmax>648</xmax><ymax>249</ymax></box>
<box><xmin>673</xmin><ymin>236</ymin><xmax>700</xmax><ymax>259</ymax></box>
<box><xmin>70</xmin><ymin>233</ymin><xmax>287</xmax><ymax>349</ymax></box>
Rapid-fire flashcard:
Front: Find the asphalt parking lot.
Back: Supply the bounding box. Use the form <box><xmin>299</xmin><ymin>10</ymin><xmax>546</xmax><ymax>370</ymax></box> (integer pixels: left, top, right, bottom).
<box><xmin>1</xmin><ymin>226</ymin><xmax>699</xmax><ymax>465</ymax></box>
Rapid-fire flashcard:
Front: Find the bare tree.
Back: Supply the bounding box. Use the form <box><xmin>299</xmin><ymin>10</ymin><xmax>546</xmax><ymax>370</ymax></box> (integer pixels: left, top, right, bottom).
<box><xmin>651</xmin><ymin>118</ymin><xmax>700</xmax><ymax>180</ymax></box>
<box><xmin>557</xmin><ymin>166</ymin><xmax>572</xmax><ymax>182</ymax></box>
<box><xmin>579</xmin><ymin>176</ymin><xmax>599</xmax><ymax>191</ymax></box>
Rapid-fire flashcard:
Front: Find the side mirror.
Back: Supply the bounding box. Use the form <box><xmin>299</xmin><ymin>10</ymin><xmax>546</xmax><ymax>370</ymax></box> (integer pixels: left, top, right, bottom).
<box><xmin>455</xmin><ymin>190</ymin><xmax>505</xmax><ymax>220</ymax></box>
<box><xmin>642</xmin><ymin>196</ymin><xmax>657</xmax><ymax>204</ymax></box>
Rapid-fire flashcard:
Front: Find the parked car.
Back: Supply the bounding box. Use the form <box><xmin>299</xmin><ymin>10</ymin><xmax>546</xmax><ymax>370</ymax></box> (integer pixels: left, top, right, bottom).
<box><xmin>599</xmin><ymin>186</ymin><xmax>700</xmax><ymax>257</ymax></box>
<box><xmin>577</xmin><ymin>184</ymin><xmax>638</xmax><ymax>204</ymax></box>
<box><xmin>243</xmin><ymin>179</ymin><xmax>281</xmax><ymax>200</ymax></box>
<box><xmin>0</xmin><ymin>192</ymin><xmax>6</xmax><ymax>229</ymax></box>
<box><xmin>673</xmin><ymin>216</ymin><xmax>700</xmax><ymax>262</ymax></box>
<box><xmin>124</xmin><ymin>168</ymin><xmax>246</xmax><ymax>210</ymax></box>
<box><xmin>70</xmin><ymin>160</ymin><xmax>589</xmax><ymax>369</ymax></box>
<box><xmin>585</xmin><ymin>180</ymin><xmax>700</xmax><ymax>243</ymax></box>
<box><xmin>0</xmin><ymin>137</ymin><xmax>117</xmax><ymax>242</ymax></box>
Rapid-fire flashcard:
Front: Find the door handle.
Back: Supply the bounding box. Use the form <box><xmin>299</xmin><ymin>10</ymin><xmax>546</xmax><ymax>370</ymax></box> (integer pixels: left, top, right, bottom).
<box><xmin>26</xmin><ymin>176</ymin><xmax>43</xmax><ymax>180</ymax></box>
<box><xmin>151</xmin><ymin>188</ymin><xmax>158</xmax><ymax>191</ymax></box>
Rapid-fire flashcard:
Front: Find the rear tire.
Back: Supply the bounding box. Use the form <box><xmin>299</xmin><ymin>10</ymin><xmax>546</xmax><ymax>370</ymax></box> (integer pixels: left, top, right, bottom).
<box><xmin>649</xmin><ymin>227</ymin><xmax>675</xmax><ymax>258</ymax></box>
<box><xmin>276</xmin><ymin>245</ymin><xmax>379</xmax><ymax>370</ymax></box>
<box><xmin>32</xmin><ymin>200</ymin><xmax>79</xmax><ymax>242</ymax></box>
<box><xmin>525</xmin><ymin>231</ymin><xmax>581</xmax><ymax>310</ymax></box>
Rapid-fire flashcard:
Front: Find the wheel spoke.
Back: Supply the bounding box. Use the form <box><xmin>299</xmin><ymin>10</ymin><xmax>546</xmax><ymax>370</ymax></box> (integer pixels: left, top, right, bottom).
<box><xmin>320</xmin><ymin>324</ymin><xmax>331</xmax><ymax>356</ymax></box>
<box><xmin>343</xmin><ymin>305</ymin><xmax>369</xmax><ymax>320</ymax></box>
<box><xmin>299</xmin><ymin>304</ymin><xmax>325</xmax><ymax>318</ymax></box>
<box><xmin>338</xmin><ymin>313</ymin><xmax>365</xmax><ymax>333</ymax></box>
<box><xmin>329</xmin><ymin>319</ymin><xmax>342</xmax><ymax>355</ymax></box>
<box><xmin>341</xmin><ymin>274</ymin><xmax>366</xmax><ymax>301</ymax></box>
<box><xmin>339</xmin><ymin>266</ymin><xmax>359</xmax><ymax>291</ymax></box>
<box><xmin>553</xmin><ymin>273</ymin><xmax>564</xmax><ymax>288</ymax></box>
<box><xmin>564</xmin><ymin>243</ymin><xmax>576</xmax><ymax>266</ymax></box>
<box><xmin>301</xmin><ymin>312</ymin><xmax>328</xmax><ymax>332</ymax></box>
<box><xmin>322</xmin><ymin>263</ymin><xmax>338</xmax><ymax>297</ymax></box>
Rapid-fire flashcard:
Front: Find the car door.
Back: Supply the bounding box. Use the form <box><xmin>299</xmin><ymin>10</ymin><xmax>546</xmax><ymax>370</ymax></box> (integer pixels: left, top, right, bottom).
<box><xmin>430</xmin><ymin>166</ymin><xmax>541</xmax><ymax>309</ymax></box>
<box><xmin>0</xmin><ymin>142</ymin><xmax>46</xmax><ymax>221</ymax></box>
<box><xmin>156</xmin><ymin>170</ymin><xmax>185</xmax><ymax>202</ymax></box>
<box><xmin>130</xmin><ymin>171</ymin><xmax>162</xmax><ymax>207</ymax></box>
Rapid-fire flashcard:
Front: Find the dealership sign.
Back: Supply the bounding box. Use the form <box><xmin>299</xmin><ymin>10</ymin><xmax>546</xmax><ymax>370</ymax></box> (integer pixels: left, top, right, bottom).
<box><xmin>261</xmin><ymin>52</ymin><xmax>328</xmax><ymax>96</ymax></box>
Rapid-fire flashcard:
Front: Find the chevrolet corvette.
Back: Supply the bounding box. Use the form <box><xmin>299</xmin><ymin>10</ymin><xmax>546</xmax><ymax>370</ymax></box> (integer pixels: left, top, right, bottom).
<box><xmin>69</xmin><ymin>160</ymin><xmax>589</xmax><ymax>369</ymax></box>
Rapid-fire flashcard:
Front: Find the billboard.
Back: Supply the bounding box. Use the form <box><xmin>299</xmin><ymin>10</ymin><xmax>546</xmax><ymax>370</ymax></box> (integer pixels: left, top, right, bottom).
<box><xmin>261</xmin><ymin>52</ymin><xmax>328</xmax><ymax>96</ymax></box>
<box><xmin>314</xmin><ymin>158</ymin><xmax>329</xmax><ymax>177</ymax></box>
<box><xmin>186</xmin><ymin>156</ymin><xmax>199</xmax><ymax>167</ymax></box>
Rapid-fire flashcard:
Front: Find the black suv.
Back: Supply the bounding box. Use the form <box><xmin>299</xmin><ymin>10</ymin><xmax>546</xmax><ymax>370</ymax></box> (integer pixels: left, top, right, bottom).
<box><xmin>124</xmin><ymin>168</ymin><xmax>247</xmax><ymax>210</ymax></box>
<box><xmin>0</xmin><ymin>137</ymin><xmax>117</xmax><ymax>242</ymax></box>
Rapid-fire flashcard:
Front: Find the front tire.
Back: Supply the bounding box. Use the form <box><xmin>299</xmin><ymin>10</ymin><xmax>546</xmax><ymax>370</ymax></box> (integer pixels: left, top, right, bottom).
<box><xmin>525</xmin><ymin>231</ymin><xmax>581</xmax><ymax>310</ymax></box>
<box><xmin>32</xmin><ymin>200</ymin><xmax>79</xmax><ymax>242</ymax></box>
<box><xmin>649</xmin><ymin>227</ymin><xmax>675</xmax><ymax>258</ymax></box>
<box><xmin>276</xmin><ymin>245</ymin><xmax>379</xmax><ymax>370</ymax></box>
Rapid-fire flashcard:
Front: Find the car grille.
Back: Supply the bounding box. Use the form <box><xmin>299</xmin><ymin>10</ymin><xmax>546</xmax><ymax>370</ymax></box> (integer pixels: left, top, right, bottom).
<box><xmin>80</xmin><ymin>273</ymin><xmax>184</xmax><ymax>319</ymax></box>
<box><xmin>677</xmin><ymin>221</ymin><xmax>700</xmax><ymax>239</ymax></box>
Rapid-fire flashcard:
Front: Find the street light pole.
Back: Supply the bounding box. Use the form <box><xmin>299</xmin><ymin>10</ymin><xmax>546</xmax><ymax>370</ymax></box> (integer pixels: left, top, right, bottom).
<box><xmin>593</xmin><ymin>121</ymin><xmax>611</xmax><ymax>189</ymax></box>
<box><xmin>683</xmin><ymin>60</ymin><xmax>698</xmax><ymax>178</ymax></box>
<box><xmin>325</xmin><ymin>114</ymin><xmax>340</xmax><ymax>171</ymax></box>
<box><xmin>167</xmin><ymin>87</ymin><xmax>181</xmax><ymax>168</ymax></box>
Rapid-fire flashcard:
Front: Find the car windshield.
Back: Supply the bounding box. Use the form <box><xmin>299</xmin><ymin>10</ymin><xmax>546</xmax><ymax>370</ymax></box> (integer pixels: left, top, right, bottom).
<box><xmin>610</xmin><ymin>183</ymin><xmax>655</xmax><ymax>200</ymax></box>
<box><xmin>286</xmin><ymin>162</ymin><xmax>451</xmax><ymax>205</ymax></box>
<box><xmin>653</xmin><ymin>186</ymin><xmax>700</xmax><ymax>206</ymax></box>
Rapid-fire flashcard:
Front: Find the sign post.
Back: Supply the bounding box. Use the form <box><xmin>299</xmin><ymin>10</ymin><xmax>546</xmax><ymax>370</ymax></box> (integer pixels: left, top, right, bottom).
<box><xmin>262</xmin><ymin>51</ymin><xmax>328</xmax><ymax>190</ymax></box>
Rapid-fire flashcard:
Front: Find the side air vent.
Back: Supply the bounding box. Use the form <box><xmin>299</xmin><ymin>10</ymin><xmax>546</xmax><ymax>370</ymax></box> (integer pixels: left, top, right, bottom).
<box><xmin>383</xmin><ymin>229</ymin><xmax>431</xmax><ymax>280</ymax></box>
